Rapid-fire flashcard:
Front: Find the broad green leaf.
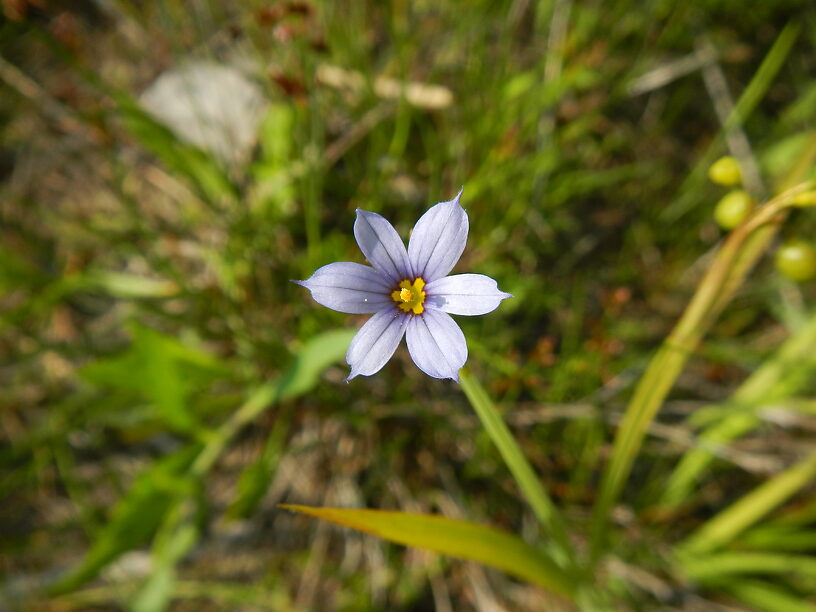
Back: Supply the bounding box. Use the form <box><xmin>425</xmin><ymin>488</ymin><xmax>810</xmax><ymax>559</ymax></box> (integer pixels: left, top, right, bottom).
<box><xmin>80</xmin><ymin>323</ymin><xmax>224</xmax><ymax>432</ymax></box>
<box><xmin>88</xmin><ymin>271</ymin><xmax>180</xmax><ymax>299</ymax></box>
<box><xmin>250</xmin><ymin>103</ymin><xmax>296</xmax><ymax>217</ymax></box>
<box><xmin>49</xmin><ymin>446</ymin><xmax>200</xmax><ymax>595</ymax></box>
<box><xmin>680</xmin><ymin>452</ymin><xmax>816</xmax><ymax>556</ymax></box>
<box><xmin>278</xmin><ymin>329</ymin><xmax>356</xmax><ymax>401</ymax></box>
<box><xmin>280</xmin><ymin>505</ymin><xmax>576</xmax><ymax>600</ymax></box>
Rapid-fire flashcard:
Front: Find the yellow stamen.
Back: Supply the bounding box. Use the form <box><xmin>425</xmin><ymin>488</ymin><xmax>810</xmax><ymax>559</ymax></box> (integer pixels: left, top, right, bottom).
<box><xmin>391</xmin><ymin>277</ymin><xmax>426</xmax><ymax>314</ymax></box>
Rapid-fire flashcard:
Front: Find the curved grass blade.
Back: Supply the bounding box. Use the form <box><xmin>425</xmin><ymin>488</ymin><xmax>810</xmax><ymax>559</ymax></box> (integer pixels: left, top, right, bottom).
<box><xmin>682</xmin><ymin>552</ymin><xmax>816</xmax><ymax>583</ymax></box>
<box><xmin>588</xmin><ymin>182</ymin><xmax>813</xmax><ymax>564</ymax></box>
<box><xmin>661</xmin><ymin>310</ymin><xmax>816</xmax><ymax>508</ymax></box>
<box><xmin>280</xmin><ymin>504</ymin><xmax>576</xmax><ymax>600</ymax></box>
<box><xmin>459</xmin><ymin>369</ymin><xmax>573</xmax><ymax>568</ymax></box>
<box><xmin>720</xmin><ymin>579</ymin><xmax>816</xmax><ymax>612</ymax></box>
<box><xmin>680</xmin><ymin>451</ymin><xmax>816</xmax><ymax>556</ymax></box>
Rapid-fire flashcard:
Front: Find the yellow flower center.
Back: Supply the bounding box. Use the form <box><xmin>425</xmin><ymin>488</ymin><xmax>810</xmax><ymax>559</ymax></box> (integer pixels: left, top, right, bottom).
<box><xmin>391</xmin><ymin>277</ymin><xmax>426</xmax><ymax>314</ymax></box>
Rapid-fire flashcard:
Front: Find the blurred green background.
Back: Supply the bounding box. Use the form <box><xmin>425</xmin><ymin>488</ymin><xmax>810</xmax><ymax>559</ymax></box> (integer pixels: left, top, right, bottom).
<box><xmin>2</xmin><ymin>1</ymin><xmax>816</xmax><ymax>610</ymax></box>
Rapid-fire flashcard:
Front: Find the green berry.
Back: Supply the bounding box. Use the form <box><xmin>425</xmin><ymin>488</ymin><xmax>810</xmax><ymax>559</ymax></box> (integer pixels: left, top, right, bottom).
<box><xmin>775</xmin><ymin>240</ymin><xmax>816</xmax><ymax>282</ymax></box>
<box><xmin>714</xmin><ymin>190</ymin><xmax>753</xmax><ymax>230</ymax></box>
<box><xmin>708</xmin><ymin>156</ymin><xmax>742</xmax><ymax>186</ymax></box>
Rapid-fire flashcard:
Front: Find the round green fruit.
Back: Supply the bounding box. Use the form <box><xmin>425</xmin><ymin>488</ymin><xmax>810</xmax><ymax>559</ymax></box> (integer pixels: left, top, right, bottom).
<box><xmin>708</xmin><ymin>156</ymin><xmax>742</xmax><ymax>187</ymax></box>
<box><xmin>775</xmin><ymin>240</ymin><xmax>816</xmax><ymax>282</ymax></box>
<box><xmin>714</xmin><ymin>190</ymin><xmax>753</xmax><ymax>230</ymax></box>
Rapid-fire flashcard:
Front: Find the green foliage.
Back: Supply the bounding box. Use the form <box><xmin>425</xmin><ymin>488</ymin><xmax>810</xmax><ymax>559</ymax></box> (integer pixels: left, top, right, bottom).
<box><xmin>3</xmin><ymin>0</ymin><xmax>816</xmax><ymax>609</ymax></box>
<box><xmin>49</xmin><ymin>446</ymin><xmax>200</xmax><ymax>595</ymax></box>
<box><xmin>281</xmin><ymin>504</ymin><xmax>576</xmax><ymax>599</ymax></box>
<box><xmin>227</xmin><ymin>329</ymin><xmax>355</xmax><ymax>518</ymax></box>
<box><xmin>79</xmin><ymin>323</ymin><xmax>225</xmax><ymax>433</ymax></box>
<box><xmin>116</xmin><ymin>100</ymin><xmax>238</xmax><ymax>207</ymax></box>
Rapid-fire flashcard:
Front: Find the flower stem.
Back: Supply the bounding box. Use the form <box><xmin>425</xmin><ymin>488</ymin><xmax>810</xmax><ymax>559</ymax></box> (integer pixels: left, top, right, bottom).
<box><xmin>459</xmin><ymin>368</ymin><xmax>575</xmax><ymax>569</ymax></box>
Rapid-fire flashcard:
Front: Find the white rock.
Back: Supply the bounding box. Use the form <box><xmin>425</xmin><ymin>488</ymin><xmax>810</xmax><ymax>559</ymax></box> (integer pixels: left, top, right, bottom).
<box><xmin>140</xmin><ymin>61</ymin><xmax>266</xmax><ymax>169</ymax></box>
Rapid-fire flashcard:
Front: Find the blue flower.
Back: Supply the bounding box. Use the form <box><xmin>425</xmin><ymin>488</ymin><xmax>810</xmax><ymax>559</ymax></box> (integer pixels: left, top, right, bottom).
<box><xmin>296</xmin><ymin>189</ymin><xmax>512</xmax><ymax>381</ymax></box>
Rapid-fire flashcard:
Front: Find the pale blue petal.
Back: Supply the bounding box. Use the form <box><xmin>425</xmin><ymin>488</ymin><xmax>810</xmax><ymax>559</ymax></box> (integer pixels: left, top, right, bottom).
<box><xmin>346</xmin><ymin>309</ymin><xmax>408</xmax><ymax>379</ymax></box>
<box><xmin>407</xmin><ymin>188</ymin><xmax>468</xmax><ymax>283</ymax></box>
<box><xmin>405</xmin><ymin>309</ymin><xmax>467</xmax><ymax>381</ymax></box>
<box><xmin>425</xmin><ymin>274</ymin><xmax>512</xmax><ymax>316</ymax></box>
<box><xmin>295</xmin><ymin>262</ymin><xmax>393</xmax><ymax>314</ymax></box>
<box><xmin>354</xmin><ymin>210</ymin><xmax>412</xmax><ymax>283</ymax></box>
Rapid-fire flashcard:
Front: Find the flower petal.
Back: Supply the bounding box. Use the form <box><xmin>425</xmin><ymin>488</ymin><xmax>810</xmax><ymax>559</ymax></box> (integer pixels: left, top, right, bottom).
<box><xmin>346</xmin><ymin>309</ymin><xmax>408</xmax><ymax>379</ymax></box>
<box><xmin>295</xmin><ymin>263</ymin><xmax>393</xmax><ymax>314</ymax></box>
<box><xmin>354</xmin><ymin>210</ymin><xmax>412</xmax><ymax>283</ymax></box>
<box><xmin>425</xmin><ymin>274</ymin><xmax>512</xmax><ymax>316</ymax></box>
<box><xmin>407</xmin><ymin>189</ymin><xmax>468</xmax><ymax>283</ymax></box>
<box><xmin>405</xmin><ymin>309</ymin><xmax>467</xmax><ymax>381</ymax></box>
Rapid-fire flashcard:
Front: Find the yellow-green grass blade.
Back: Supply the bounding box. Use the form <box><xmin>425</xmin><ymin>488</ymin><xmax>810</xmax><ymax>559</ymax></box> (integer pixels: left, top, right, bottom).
<box><xmin>280</xmin><ymin>504</ymin><xmax>577</xmax><ymax>600</ymax></box>
<box><xmin>459</xmin><ymin>369</ymin><xmax>573</xmax><ymax>568</ymax></box>
<box><xmin>682</xmin><ymin>552</ymin><xmax>816</xmax><ymax>583</ymax></box>
<box><xmin>720</xmin><ymin>580</ymin><xmax>816</xmax><ymax>612</ymax></box>
<box><xmin>662</xmin><ymin>21</ymin><xmax>800</xmax><ymax>222</ymax></box>
<box><xmin>589</xmin><ymin>181</ymin><xmax>813</xmax><ymax>564</ymax></box>
<box><xmin>661</xmin><ymin>310</ymin><xmax>816</xmax><ymax>507</ymax></box>
<box><xmin>680</xmin><ymin>451</ymin><xmax>816</xmax><ymax>556</ymax></box>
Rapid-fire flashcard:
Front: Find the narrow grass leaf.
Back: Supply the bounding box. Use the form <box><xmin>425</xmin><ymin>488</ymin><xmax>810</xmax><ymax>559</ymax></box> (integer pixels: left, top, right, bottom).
<box><xmin>680</xmin><ymin>451</ymin><xmax>816</xmax><ymax>556</ymax></box>
<box><xmin>683</xmin><ymin>552</ymin><xmax>816</xmax><ymax>582</ymax></box>
<box><xmin>132</xmin><ymin>512</ymin><xmax>200</xmax><ymax>612</ymax></box>
<box><xmin>741</xmin><ymin>527</ymin><xmax>816</xmax><ymax>552</ymax></box>
<box><xmin>459</xmin><ymin>369</ymin><xmax>573</xmax><ymax>568</ymax></box>
<box><xmin>721</xmin><ymin>580</ymin><xmax>816</xmax><ymax>612</ymax></box>
<box><xmin>662</xmin><ymin>310</ymin><xmax>816</xmax><ymax>507</ymax></box>
<box><xmin>88</xmin><ymin>271</ymin><xmax>180</xmax><ymax>299</ymax></box>
<box><xmin>226</xmin><ymin>408</ymin><xmax>292</xmax><ymax>519</ymax></box>
<box><xmin>663</xmin><ymin>21</ymin><xmax>800</xmax><ymax>221</ymax></box>
<box><xmin>590</xmin><ymin>183</ymin><xmax>813</xmax><ymax>563</ymax></box>
<box><xmin>278</xmin><ymin>329</ymin><xmax>356</xmax><ymax>401</ymax></box>
<box><xmin>280</xmin><ymin>504</ymin><xmax>576</xmax><ymax>599</ymax></box>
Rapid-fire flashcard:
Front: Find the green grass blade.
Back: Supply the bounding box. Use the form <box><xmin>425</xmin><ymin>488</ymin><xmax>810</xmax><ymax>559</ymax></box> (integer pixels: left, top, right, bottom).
<box><xmin>281</xmin><ymin>505</ymin><xmax>576</xmax><ymax>600</ymax></box>
<box><xmin>661</xmin><ymin>311</ymin><xmax>816</xmax><ymax>507</ymax></box>
<box><xmin>721</xmin><ymin>580</ymin><xmax>816</xmax><ymax>612</ymax></box>
<box><xmin>662</xmin><ymin>21</ymin><xmax>800</xmax><ymax>221</ymax></box>
<box><xmin>458</xmin><ymin>369</ymin><xmax>573</xmax><ymax>568</ymax></box>
<box><xmin>682</xmin><ymin>552</ymin><xmax>816</xmax><ymax>583</ymax></box>
<box><xmin>680</xmin><ymin>452</ymin><xmax>816</xmax><ymax>556</ymax></box>
<box><xmin>589</xmin><ymin>183</ymin><xmax>812</xmax><ymax>564</ymax></box>
<box><xmin>48</xmin><ymin>446</ymin><xmax>200</xmax><ymax>595</ymax></box>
